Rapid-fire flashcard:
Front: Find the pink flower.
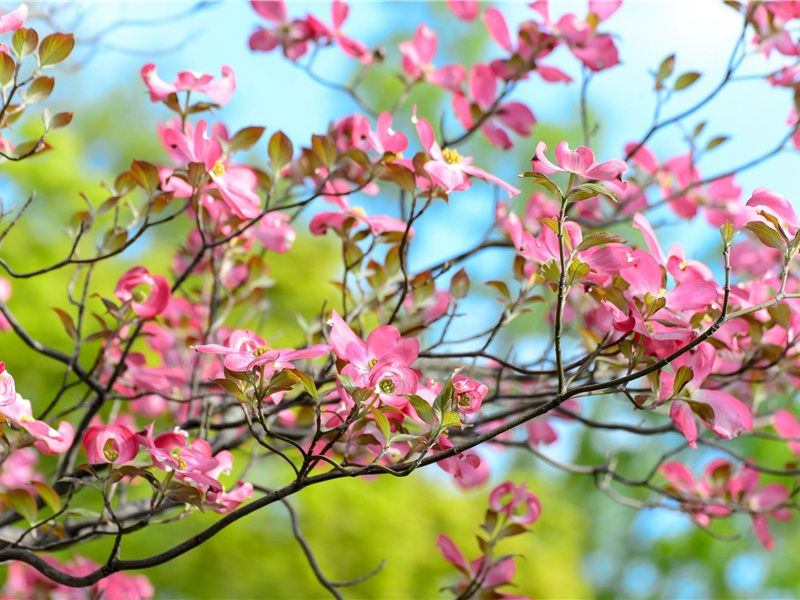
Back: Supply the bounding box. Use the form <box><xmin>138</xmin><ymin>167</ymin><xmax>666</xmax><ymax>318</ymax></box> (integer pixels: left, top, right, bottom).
<box><xmin>0</xmin><ymin>3</ymin><xmax>27</xmax><ymax>34</ymax></box>
<box><xmin>489</xmin><ymin>481</ymin><xmax>541</xmax><ymax>525</ymax></box>
<box><xmin>435</xmin><ymin>436</ymin><xmax>489</xmax><ymax>489</ymax></box>
<box><xmin>437</xmin><ymin>534</ymin><xmax>471</xmax><ymax>574</ymax></box>
<box><xmin>0</xmin><ymin>392</ymin><xmax>74</xmax><ymax>454</ymax></box>
<box><xmin>0</xmin><ymin>277</ymin><xmax>10</xmax><ymax>330</ymax></box>
<box><xmin>366</xmin><ymin>112</ymin><xmax>408</xmax><ymax>155</ymax></box>
<box><xmin>328</xmin><ymin>310</ymin><xmax>418</xmax><ymax>380</ymax></box>
<box><xmin>446</xmin><ymin>0</ymin><xmax>479</xmax><ymax>21</ymax></box>
<box><xmin>398</xmin><ymin>25</ymin><xmax>465</xmax><ymax>93</ymax></box>
<box><xmin>249</xmin><ymin>1</ymin><xmax>313</xmax><ymax>61</ymax></box>
<box><xmin>451</xmin><ymin>64</ymin><xmax>536</xmax><ymax>149</ymax></box>
<box><xmin>660</xmin><ymin>343</ymin><xmax>753</xmax><ymax>447</ymax></box>
<box><xmin>728</xmin><ymin>465</ymin><xmax>792</xmax><ymax>550</ymax></box>
<box><xmin>0</xmin><ymin>362</ymin><xmax>15</xmax><ymax>405</ymax></box>
<box><xmin>746</xmin><ymin>187</ymin><xmax>800</xmax><ymax>234</ymax></box>
<box><xmin>310</xmin><ymin>205</ymin><xmax>411</xmax><ymax>238</ymax></box>
<box><xmin>306</xmin><ymin>1</ymin><xmax>372</xmax><ymax>64</ymax></box>
<box><xmin>660</xmin><ymin>459</ymin><xmax>732</xmax><ymax>527</ymax></box>
<box><xmin>141</xmin><ymin>64</ymin><xmax>236</xmax><ymax>105</ymax></box>
<box><xmin>138</xmin><ymin>425</ymin><xmax>226</xmax><ymax>495</ymax></box>
<box><xmin>161</xmin><ymin>120</ymin><xmax>262</xmax><ymax>219</ymax></box>
<box><xmin>209</xmin><ymin>481</ymin><xmax>254</xmax><ymax>514</ymax></box>
<box><xmin>193</xmin><ymin>329</ymin><xmax>330</xmax><ymax>374</ymax></box>
<box><xmin>413</xmin><ymin>107</ymin><xmax>520</xmax><ymax>197</ymax></box>
<box><xmin>114</xmin><ymin>266</ymin><xmax>171</xmax><ymax>319</ymax></box>
<box><xmin>531</xmin><ymin>141</ymin><xmax>627</xmax><ymax>195</ymax></box>
<box><xmin>452</xmin><ymin>375</ymin><xmax>488</xmax><ymax>415</ymax></box>
<box><xmin>82</xmin><ymin>422</ymin><xmax>139</xmax><ymax>464</ymax></box>
<box><xmin>772</xmin><ymin>409</ymin><xmax>800</xmax><ymax>456</ymax></box>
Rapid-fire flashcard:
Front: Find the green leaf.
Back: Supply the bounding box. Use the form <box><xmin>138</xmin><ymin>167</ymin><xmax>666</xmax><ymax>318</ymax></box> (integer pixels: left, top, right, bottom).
<box><xmin>382</xmin><ymin>163</ymin><xmax>416</xmax><ymax>196</ymax></box>
<box><xmin>38</xmin><ymin>33</ymin><xmax>74</xmax><ymax>67</ymax></box>
<box><xmin>0</xmin><ymin>52</ymin><xmax>15</xmax><ymax>86</ymax></box>
<box><xmin>672</xmin><ymin>366</ymin><xmax>694</xmax><ymax>397</ymax></box>
<box><xmin>520</xmin><ymin>172</ymin><xmax>562</xmax><ymax>199</ymax></box>
<box><xmin>567</xmin><ymin>182</ymin><xmax>620</xmax><ymax>204</ymax></box>
<box><xmin>537</xmin><ymin>216</ymin><xmax>560</xmax><ymax>236</ymax></box>
<box><xmin>439</xmin><ymin>411</ymin><xmax>461</xmax><ymax>429</ymax></box>
<box><xmin>485</xmin><ymin>280</ymin><xmax>511</xmax><ymax>300</ymax></box>
<box><xmin>11</xmin><ymin>28</ymin><xmax>38</xmax><ymax>60</ymax></box>
<box><xmin>655</xmin><ymin>53</ymin><xmax>675</xmax><ymax>88</ymax></box>
<box><xmin>433</xmin><ymin>378</ymin><xmax>455</xmax><ymax>421</ymax></box>
<box><xmin>5</xmin><ymin>489</ymin><xmax>37</xmax><ymax>523</ymax></box>
<box><xmin>214</xmin><ymin>378</ymin><xmax>247</xmax><ymax>403</ymax></box>
<box><xmin>745</xmin><ymin>221</ymin><xmax>785</xmax><ymax>250</ymax></box>
<box><xmin>575</xmin><ymin>232</ymin><xmax>627</xmax><ymax>252</ymax></box>
<box><xmin>369</xmin><ymin>406</ymin><xmax>391</xmax><ymax>443</ymax></box>
<box><xmin>688</xmin><ymin>400</ymin><xmax>715</xmax><ymax>424</ymax></box>
<box><xmin>406</xmin><ymin>394</ymin><xmax>434</xmax><ymax>425</ymax></box>
<box><xmin>228</xmin><ymin>126</ymin><xmax>265</xmax><ymax>153</ymax></box>
<box><xmin>311</xmin><ymin>134</ymin><xmax>336</xmax><ymax>167</ymax></box>
<box><xmin>23</xmin><ymin>76</ymin><xmax>54</xmax><ymax>104</ymax></box>
<box><xmin>292</xmin><ymin>369</ymin><xmax>318</xmax><ymax>400</ymax></box>
<box><xmin>32</xmin><ymin>481</ymin><xmax>61</xmax><ymax>513</ymax></box>
<box><xmin>130</xmin><ymin>160</ymin><xmax>161</xmax><ymax>196</ymax></box>
<box><xmin>719</xmin><ymin>221</ymin><xmax>735</xmax><ymax>246</ymax></box>
<box><xmin>674</xmin><ymin>71</ymin><xmax>701</xmax><ymax>90</ymax></box>
<box><xmin>706</xmin><ymin>135</ymin><xmax>729</xmax><ymax>151</ymax></box>
<box><xmin>268</xmin><ymin>131</ymin><xmax>293</xmax><ymax>170</ymax></box>
<box><xmin>449</xmin><ymin>267</ymin><xmax>470</xmax><ymax>300</ymax></box>
<box><xmin>44</xmin><ymin>111</ymin><xmax>73</xmax><ymax>130</ymax></box>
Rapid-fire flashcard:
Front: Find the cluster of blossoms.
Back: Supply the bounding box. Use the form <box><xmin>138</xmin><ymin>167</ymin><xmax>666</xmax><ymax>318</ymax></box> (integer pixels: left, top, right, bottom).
<box><xmin>660</xmin><ymin>460</ymin><xmax>791</xmax><ymax>550</ymax></box>
<box><xmin>439</xmin><ymin>481</ymin><xmax>542</xmax><ymax>598</ymax></box>
<box><xmin>2</xmin><ymin>0</ymin><xmax>800</xmax><ymax>596</ymax></box>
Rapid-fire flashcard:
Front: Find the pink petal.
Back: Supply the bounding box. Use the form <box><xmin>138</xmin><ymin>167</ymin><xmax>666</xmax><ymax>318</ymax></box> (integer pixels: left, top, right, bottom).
<box><xmin>250</xmin><ymin>0</ymin><xmax>286</xmax><ymax>23</ymax></box>
<box><xmin>484</xmin><ymin>8</ymin><xmax>513</xmax><ymax>52</ymax></box>
<box><xmin>772</xmin><ymin>409</ymin><xmax>800</xmax><ymax>456</ymax></box>
<box><xmin>670</xmin><ymin>400</ymin><xmax>698</xmax><ymax>447</ymax></box>
<box><xmin>554</xmin><ymin>141</ymin><xmax>595</xmax><ymax>174</ymax></box>
<box><xmin>693</xmin><ymin>389</ymin><xmax>753</xmax><ymax>439</ymax></box>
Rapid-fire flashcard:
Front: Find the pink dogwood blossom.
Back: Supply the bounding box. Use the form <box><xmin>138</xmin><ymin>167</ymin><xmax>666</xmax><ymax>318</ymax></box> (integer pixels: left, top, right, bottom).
<box><xmin>141</xmin><ymin>64</ymin><xmax>236</xmax><ymax>105</ymax></box>
<box><xmin>82</xmin><ymin>422</ymin><xmax>139</xmax><ymax>464</ymax></box>
<box><xmin>114</xmin><ymin>266</ymin><xmax>171</xmax><ymax>319</ymax></box>
<box><xmin>531</xmin><ymin>141</ymin><xmax>627</xmax><ymax>195</ymax></box>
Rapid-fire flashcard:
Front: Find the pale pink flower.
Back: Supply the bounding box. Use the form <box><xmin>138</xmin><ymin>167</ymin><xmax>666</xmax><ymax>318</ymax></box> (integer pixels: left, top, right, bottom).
<box><xmin>141</xmin><ymin>64</ymin><xmax>236</xmax><ymax>105</ymax></box>
<box><xmin>531</xmin><ymin>140</ymin><xmax>627</xmax><ymax>194</ymax></box>
<box><xmin>413</xmin><ymin>107</ymin><xmax>520</xmax><ymax>197</ymax></box>
<box><xmin>0</xmin><ymin>3</ymin><xmax>27</xmax><ymax>35</ymax></box>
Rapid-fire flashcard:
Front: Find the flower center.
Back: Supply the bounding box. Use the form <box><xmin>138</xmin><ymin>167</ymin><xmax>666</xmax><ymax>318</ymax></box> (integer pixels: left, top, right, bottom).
<box><xmin>211</xmin><ymin>159</ymin><xmax>226</xmax><ymax>177</ymax></box>
<box><xmin>368</xmin><ymin>358</ymin><xmax>378</xmax><ymax>368</ymax></box>
<box><xmin>103</xmin><ymin>439</ymin><xmax>119</xmax><ymax>462</ymax></box>
<box><xmin>442</xmin><ymin>148</ymin><xmax>462</xmax><ymax>165</ymax></box>
<box><xmin>379</xmin><ymin>378</ymin><xmax>396</xmax><ymax>394</ymax></box>
<box><xmin>253</xmin><ymin>345</ymin><xmax>272</xmax><ymax>357</ymax></box>
<box><xmin>171</xmin><ymin>448</ymin><xmax>187</xmax><ymax>470</ymax></box>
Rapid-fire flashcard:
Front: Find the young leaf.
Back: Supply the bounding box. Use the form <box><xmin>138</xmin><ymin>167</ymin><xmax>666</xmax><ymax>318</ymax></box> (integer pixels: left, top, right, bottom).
<box><xmin>32</xmin><ymin>481</ymin><xmax>61</xmax><ymax>513</ymax></box>
<box><xmin>674</xmin><ymin>71</ymin><xmax>701</xmax><ymax>90</ymax></box>
<box><xmin>38</xmin><ymin>33</ymin><xmax>75</xmax><ymax>67</ymax></box>
<box><xmin>268</xmin><ymin>131</ymin><xmax>293</xmax><ymax>170</ymax></box>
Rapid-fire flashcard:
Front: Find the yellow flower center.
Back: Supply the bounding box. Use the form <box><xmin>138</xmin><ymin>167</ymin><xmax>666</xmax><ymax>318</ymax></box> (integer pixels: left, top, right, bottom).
<box><xmin>379</xmin><ymin>378</ymin><xmax>396</xmax><ymax>394</ymax></box>
<box><xmin>442</xmin><ymin>148</ymin><xmax>462</xmax><ymax>164</ymax></box>
<box><xmin>253</xmin><ymin>345</ymin><xmax>272</xmax><ymax>357</ymax></box>
<box><xmin>211</xmin><ymin>159</ymin><xmax>226</xmax><ymax>177</ymax></box>
<box><xmin>103</xmin><ymin>439</ymin><xmax>119</xmax><ymax>462</ymax></box>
